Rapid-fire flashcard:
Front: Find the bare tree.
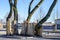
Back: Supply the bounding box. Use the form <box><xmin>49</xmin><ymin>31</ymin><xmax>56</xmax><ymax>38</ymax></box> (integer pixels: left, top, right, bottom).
<box><xmin>6</xmin><ymin>0</ymin><xmax>13</xmax><ymax>35</ymax></box>
<box><xmin>35</xmin><ymin>0</ymin><xmax>57</xmax><ymax>36</ymax></box>
<box><xmin>6</xmin><ymin>0</ymin><xmax>18</xmax><ymax>35</ymax></box>
<box><xmin>24</xmin><ymin>0</ymin><xmax>44</xmax><ymax>35</ymax></box>
<box><xmin>13</xmin><ymin>0</ymin><xmax>18</xmax><ymax>35</ymax></box>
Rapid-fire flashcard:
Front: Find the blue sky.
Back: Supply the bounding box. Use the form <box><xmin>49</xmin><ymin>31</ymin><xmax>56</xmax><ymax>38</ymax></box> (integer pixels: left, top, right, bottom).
<box><xmin>0</xmin><ymin>0</ymin><xmax>60</xmax><ymax>23</ymax></box>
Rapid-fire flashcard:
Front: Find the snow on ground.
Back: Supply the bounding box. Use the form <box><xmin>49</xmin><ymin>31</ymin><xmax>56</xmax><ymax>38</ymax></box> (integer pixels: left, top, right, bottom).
<box><xmin>0</xmin><ymin>28</ymin><xmax>60</xmax><ymax>40</ymax></box>
<box><xmin>0</xmin><ymin>36</ymin><xmax>60</xmax><ymax>40</ymax></box>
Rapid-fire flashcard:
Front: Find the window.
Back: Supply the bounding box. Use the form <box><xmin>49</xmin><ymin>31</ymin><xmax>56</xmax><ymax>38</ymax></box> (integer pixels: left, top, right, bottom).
<box><xmin>43</xmin><ymin>26</ymin><xmax>54</xmax><ymax>29</ymax></box>
<box><xmin>57</xmin><ymin>24</ymin><xmax>60</xmax><ymax>30</ymax></box>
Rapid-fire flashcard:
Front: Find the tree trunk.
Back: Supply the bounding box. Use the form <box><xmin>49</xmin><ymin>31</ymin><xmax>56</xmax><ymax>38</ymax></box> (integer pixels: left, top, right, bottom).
<box><xmin>6</xmin><ymin>20</ymin><xmax>12</xmax><ymax>35</ymax></box>
<box><xmin>6</xmin><ymin>0</ymin><xmax>13</xmax><ymax>35</ymax></box>
<box><xmin>12</xmin><ymin>0</ymin><xmax>18</xmax><ymax>35</ymax></box>
<box><xmin>24</xmin><ymin>0</ymin><xmax>44</xmax><ymax>35</ymax></box>
<box><xmin>35</xmin><ymin>0</ymin><xmax>57</xmax><ymax>36</ymax></box>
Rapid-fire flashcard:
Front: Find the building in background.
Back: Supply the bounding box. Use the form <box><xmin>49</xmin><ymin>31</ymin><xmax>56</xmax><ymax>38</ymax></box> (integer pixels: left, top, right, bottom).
<box><xmin>55</xmin><ymin>19</ymin><xmax>60</xmax><ymax>30</ymax></box>
<box><xmin>0</xmin><ymin>20</ymin><xmax>4</xmax><ymax>29</ymax></box>
<box><xmin>0</xmin><ymin>22</ymin><xmax>3</xmax><ymax>29</ymax></box>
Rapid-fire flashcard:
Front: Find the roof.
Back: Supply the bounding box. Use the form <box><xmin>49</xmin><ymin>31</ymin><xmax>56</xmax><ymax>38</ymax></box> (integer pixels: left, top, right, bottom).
<box><xmin>55</xmin><ymin>19</ymin><xmax>60</xmax><ymax>21</ymax></box>
<box><xmin>42</xmin><ymin>22</ymin><xmax>55</xmax><ymax>26</ymax></box>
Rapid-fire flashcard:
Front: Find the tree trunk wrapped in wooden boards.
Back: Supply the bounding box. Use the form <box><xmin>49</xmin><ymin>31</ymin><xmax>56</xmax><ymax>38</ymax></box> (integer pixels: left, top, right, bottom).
<box><xmin>6</xmin><ymin>0</ymin><xmax>13</xmax><ymax>35</ymax></box>
<box><xmin>23</xmin><ymin>0</ymin><xmax>44</xmax><ymax>35</ymax></box>
<box><xmin>35</xmin><ymin>0</ymin><xmax>57</xmax><ymax>36</ymax></box>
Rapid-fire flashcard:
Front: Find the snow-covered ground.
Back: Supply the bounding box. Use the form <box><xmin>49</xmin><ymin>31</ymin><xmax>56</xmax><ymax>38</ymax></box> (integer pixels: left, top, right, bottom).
<box><xmin>0</xmin><ymin>28</ymin><xmax>60</xmax><ymax>40</ymax></box>
<box><xmin>0</xmin><ymin>36</ymin><xmax>60</xmax><ymax>40</ymax></box>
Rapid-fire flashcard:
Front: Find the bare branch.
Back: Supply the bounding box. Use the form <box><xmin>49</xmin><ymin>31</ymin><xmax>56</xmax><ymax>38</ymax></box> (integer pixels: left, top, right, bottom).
<box><xmin>26</xmin><ymin>0</ymin><xmax>44</xmax><ymax>22</ymax></box>
<box><xmin>36</xmin><ymin>0</ymin><xmax>57</xmax><ymax>27</ymax></box>
<box><xmin>7</xmin><ymin>0</ymin><xmax>13</xmax><ymax>21</ymax></box>
<box><xmin>28</xmin><ymin>0</ymin><xmax>34</xmax><ymax>15</ymax></box>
